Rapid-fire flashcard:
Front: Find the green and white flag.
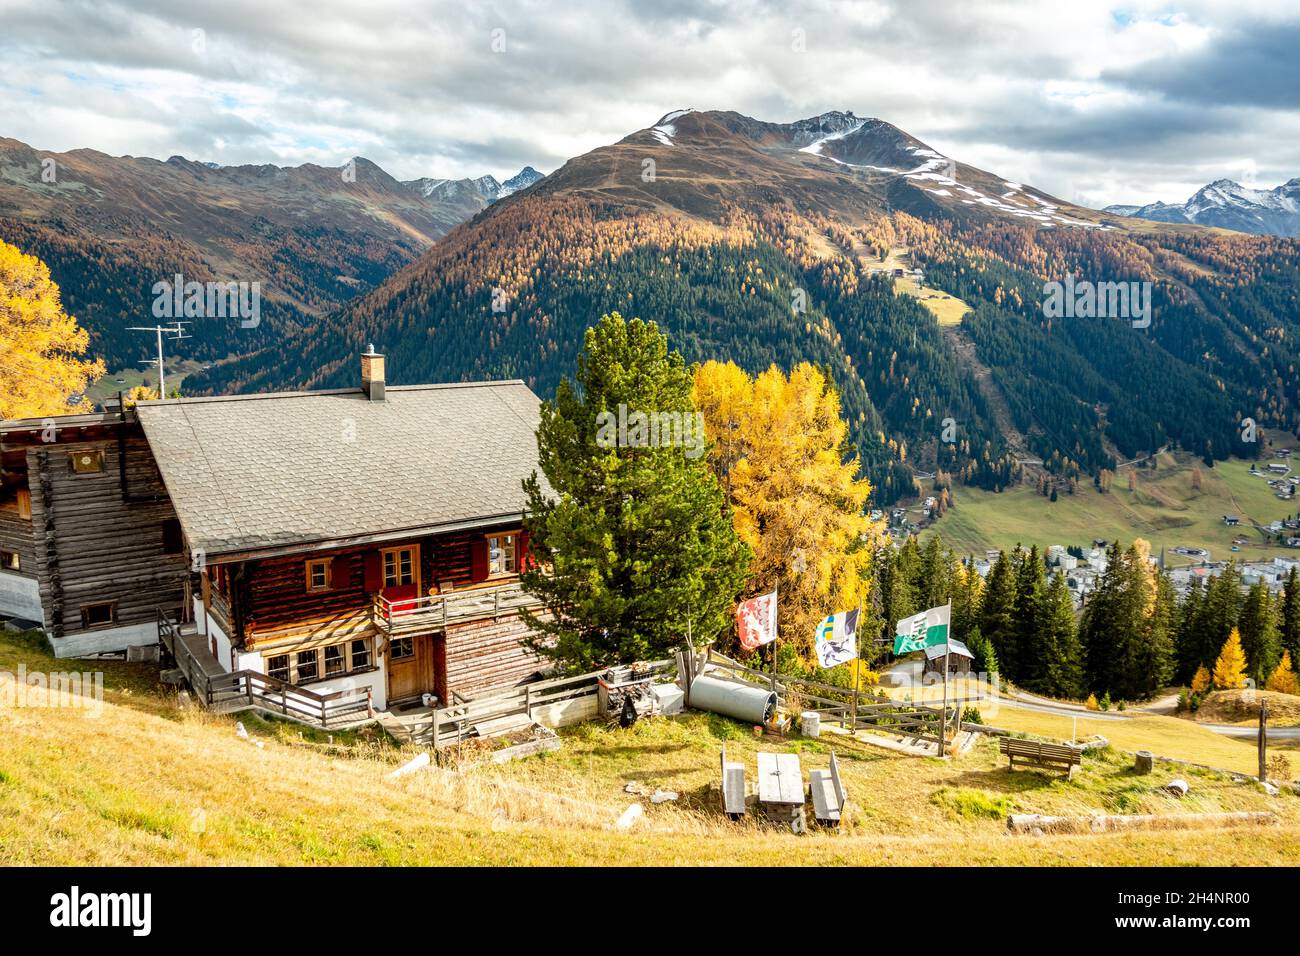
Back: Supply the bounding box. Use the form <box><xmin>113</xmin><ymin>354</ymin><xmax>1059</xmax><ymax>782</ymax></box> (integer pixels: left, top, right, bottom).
<box><xmin>893</xmin><ymin>603</ymin><xmax>951</xmax><ymax>655</ymax></box>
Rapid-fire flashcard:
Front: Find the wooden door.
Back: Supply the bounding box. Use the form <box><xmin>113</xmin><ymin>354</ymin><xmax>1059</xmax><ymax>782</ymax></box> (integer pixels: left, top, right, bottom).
<box><xmin>387</xmin><ymin>634</ymin><xmax>435</xmax><ymax>704</ymax></box>
<box><xmin>379</xmin><ymin>545</ymin><xmax>421</xmax><ymax>617</ymax></box>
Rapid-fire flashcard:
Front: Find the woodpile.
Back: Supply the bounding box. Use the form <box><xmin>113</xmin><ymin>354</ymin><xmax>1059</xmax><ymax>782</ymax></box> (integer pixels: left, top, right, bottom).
<box><xmin>1007</xmin><ymin>811</ymin><xmax>1275</xmax><ymax>836</ymax></box>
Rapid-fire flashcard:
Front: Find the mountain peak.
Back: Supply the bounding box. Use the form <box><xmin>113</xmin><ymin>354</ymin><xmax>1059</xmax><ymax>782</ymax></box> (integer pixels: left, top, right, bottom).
<box><xmin>1109</xmin><ymin>175</ymin><xmax>1300</xmax><ymax>236</ymax></box>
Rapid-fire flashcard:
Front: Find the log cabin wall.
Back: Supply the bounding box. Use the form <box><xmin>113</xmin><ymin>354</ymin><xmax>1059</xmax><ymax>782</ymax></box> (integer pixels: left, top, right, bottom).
<box><xmin>0</xmin><ymin>495</ymin><xmax>36</xmax><ymax>575</ymax></box>
<box><xmin>241</xmin><ymin>521</ymin><xmax>527</xmax><ymax>651</ymax></box>
<box><xmin>238</xmin><ymin>521</ymin><xmax>544</xmax><ymax>699</ymax></box>
<box><xmin>0</xmin><ymin>488</ymin><xmax>40</xmax><ymax>622</ymax></box>
<box><xmin>26</xmin><ymin>435</ymin><xmax>187</xmax><ymax>644</ymax></box>
<box><xmin>241</xmin><ymin>544</ymin><xmax>374</xmax><ymax>651</ymax></box>
<box><xmin>442</xmin><ymin>613</ymin><xmax>546</xmax><ymax>699</ymax></box>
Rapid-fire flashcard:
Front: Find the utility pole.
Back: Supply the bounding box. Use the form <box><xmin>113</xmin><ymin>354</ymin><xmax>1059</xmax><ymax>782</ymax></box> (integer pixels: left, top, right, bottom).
<box><xmin>127</xmin><ymin>321</ymin><xmax>189</xmax><ymax>398</ymax></box>
<box><xmin>1259</xmin><ymin>698</ymin><xmax>1269</xmax><ymax>783</ymax></box>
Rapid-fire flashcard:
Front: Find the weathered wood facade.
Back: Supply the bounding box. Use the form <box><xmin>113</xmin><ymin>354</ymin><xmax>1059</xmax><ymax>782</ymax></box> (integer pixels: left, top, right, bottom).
<box><xmin>199</xmin><ymin>523</ymin><xmax>546</xmax><ymax>708</ymax></box>
<box><xmin>0</xmin><ymin>412</ymin><xmax>188</xmax><ymax>655</ymax></box>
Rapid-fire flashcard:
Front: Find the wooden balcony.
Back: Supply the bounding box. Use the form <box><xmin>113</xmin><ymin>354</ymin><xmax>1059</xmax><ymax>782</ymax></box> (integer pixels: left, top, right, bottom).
<box><xmin>371</xmin><ymin>580</ymin><xmax>543</xmax><ymax>635</ymax></box>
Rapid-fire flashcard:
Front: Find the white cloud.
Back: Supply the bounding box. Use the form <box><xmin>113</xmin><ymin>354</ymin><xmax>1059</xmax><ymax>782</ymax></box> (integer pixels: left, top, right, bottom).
<box><xmin>0</xmin><ymin>0</ymin><xmax>1297</xmax><ymax>205</ymax></box>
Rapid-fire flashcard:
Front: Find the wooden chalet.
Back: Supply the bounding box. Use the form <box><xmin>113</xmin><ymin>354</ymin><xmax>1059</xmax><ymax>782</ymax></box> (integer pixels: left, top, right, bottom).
<box><xmin>134</xmin><ymin>350</ymin><xmax>551</xmax><ymax>711</ymax></box>
<box><xmin>0</xmin><ymin>404</ymin><xmax>188</xmax><ymax>655</ymax></box>
<box><xmin>2</xmin><ymin>348</ymin><xmax>553</xmax><ymax>716</ymax></box>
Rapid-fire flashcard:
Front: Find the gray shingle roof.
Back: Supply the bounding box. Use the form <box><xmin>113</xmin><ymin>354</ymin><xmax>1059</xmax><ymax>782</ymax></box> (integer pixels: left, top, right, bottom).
<box><xmin>135</xmin><ymin>382</ymin><xmax>547</xmax><ymax>558</ymax></box>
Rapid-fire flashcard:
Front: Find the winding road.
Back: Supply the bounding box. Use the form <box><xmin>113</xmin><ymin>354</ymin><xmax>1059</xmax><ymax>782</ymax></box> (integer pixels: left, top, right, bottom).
<box><xmin>883</xmin><ymin>659</ymin><xmax>1300</xmax><ymax>739</ymax></box>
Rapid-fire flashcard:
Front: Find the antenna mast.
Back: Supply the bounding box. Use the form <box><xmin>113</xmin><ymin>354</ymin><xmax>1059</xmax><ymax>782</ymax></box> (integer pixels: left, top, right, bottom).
<box><xmin>126</xmin><ymin>321</ymin><xmax>190</xmax><ymax>397</ymax></box>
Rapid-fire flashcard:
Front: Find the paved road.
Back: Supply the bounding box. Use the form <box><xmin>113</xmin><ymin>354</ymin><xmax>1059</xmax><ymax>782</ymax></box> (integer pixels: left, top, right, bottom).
<box><xmin>1201</xmin><ymin>723</ymin><xmax>1300</xmax><ymax>740</ymax></box>
<box><xmin>883</xmin><ymin>659</ymin><xmax>1294</xmax><ymax>736</ymax></box>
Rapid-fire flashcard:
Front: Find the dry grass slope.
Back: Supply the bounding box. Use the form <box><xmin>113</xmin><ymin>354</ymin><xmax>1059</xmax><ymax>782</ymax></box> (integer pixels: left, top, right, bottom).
<box><xmin>2</xmin><ymin>631</ymin><xmax>1298</xmax><ymax>866</ymax></box>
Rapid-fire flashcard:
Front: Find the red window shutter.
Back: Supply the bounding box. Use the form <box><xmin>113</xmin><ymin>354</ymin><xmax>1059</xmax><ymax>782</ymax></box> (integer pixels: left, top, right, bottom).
<box><xmin>329</xmin><ymin>556</ymin><xmax>346</xmax><ymax>590</ymax></box>
<box><xmin>470</xmin><ymin>538</ymin><xmax>489</xmax><ymax>582</ymax></box>
<box><xmin>363</xmin><ymin>551</ymin><xmax>382</xmax><ymax>592</ymax></box>
<box><xmin>518</xmin><ymin>531</ymin><xmax>533</xmax><ymax>572</ymax></box>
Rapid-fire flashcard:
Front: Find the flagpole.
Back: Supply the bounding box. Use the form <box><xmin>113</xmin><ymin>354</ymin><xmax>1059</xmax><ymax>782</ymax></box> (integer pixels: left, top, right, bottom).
<box><xmin>851</xmin><ymin>601</ymin><xmax>863</xmax><ymax>734</ymax></box>
<box><xmin>939</xmin><ymin>599</ymin><xmax>951</xmax><ymax>757</ymax></box>
<box><xmin>771</xmin><ymin>584</ymin><xmax>779</xmax><ymax>674</ymax></box>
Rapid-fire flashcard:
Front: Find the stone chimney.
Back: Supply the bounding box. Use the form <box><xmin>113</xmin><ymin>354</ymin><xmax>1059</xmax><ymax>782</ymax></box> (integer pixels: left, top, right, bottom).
<box><xmin>361</xmin><ymin>344</ymin><xmax>385</xmax><ymax>402</ymax></box>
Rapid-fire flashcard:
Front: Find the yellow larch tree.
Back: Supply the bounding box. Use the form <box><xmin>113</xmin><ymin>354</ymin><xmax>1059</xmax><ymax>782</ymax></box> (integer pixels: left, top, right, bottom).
<box><xmin>122</xmin><ymin>385</ymin><xmax>160</xmax><ymax>408</ymax></box>
<box><xmin>1266</xmin><ymin>650</ymin><xmax>1299</xmax><ymax>696</ymax></box>
<box><xmin>1191</xmin><ymin>664</ymin><xmax>1212</xmax><ymax>695</ymax></box>
<box><xmin>0</xmin><ymin>239</ymin><xmax>103</xmax><ymax>420</ymax></box>
<box><xmin>693</xmin><ymin>359</ymin><xmax>882</xmax><ymax>661</ymax></box>
<box><xmin>1212</xmin><ymin>628</ymin><xmax>1249</xmax><ymax>690</ymax></box>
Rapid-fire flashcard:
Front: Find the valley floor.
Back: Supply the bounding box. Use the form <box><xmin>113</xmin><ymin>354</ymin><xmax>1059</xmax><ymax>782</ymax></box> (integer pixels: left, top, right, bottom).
<box><xmin>1</xmin><ymin>631</ymin><xmax>1298</xmax><ymax>866</ymax></box>
<box><xmin>923</xmin><ymin>448</ymin><xmax>1299</xmax><ymax>565</ymax></box>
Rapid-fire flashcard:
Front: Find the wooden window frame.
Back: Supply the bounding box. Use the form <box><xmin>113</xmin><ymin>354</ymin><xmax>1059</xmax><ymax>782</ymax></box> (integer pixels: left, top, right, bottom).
<box><xmin>350</xmin><ymin>638</ymin><xmax>371</xmax><ymax>670</ymax></box>
<box><xmin>266</xmin><ymin>654</ymin><xmax>290</xmax><ymax>683</ymax></box>
<box><xmin>485</xmin><ymin>531</ymin><xmax>519</xmax><ymax>578</ymax></box>
<box><xmin>264</xmin><ymin>638</ymin><xmax>376</xmax><ymax>686</ymax></box>
<box><xmin>389</xmin><ymin>636</ymin><xmax>415</xmax><ymax>660</ymax></box>
<box><xmin>381</xmin><ymin>545</ymin><xmax>418</xmax><ymax>589</ymax></box>
<box><xmin>79</xmin><ymin>601</ymin><xmax>117</xmax><ymax>630</ymax></box>
<box><xmin>294</xmin><ymin>649</ymin><xmax>319</xmax><ymax>682</ymax></box>
<box><xmin>305</xmin><ymin>558</ymin><xmax>332</xmax><ymax>593</ymax></box>
<box><xmin>322</xmin><ymin>643</ymin><xmax>346</xmax><ymax>677</ymax></box>
<box><xmin>0</xmin><ymin>549</ymin><xmax>19</xmax><ymax>572</ymax></box>
<box><xmin>68</xmin><ymin>448</ymin><xmax>106</xmax><ymax>476</ymax></box>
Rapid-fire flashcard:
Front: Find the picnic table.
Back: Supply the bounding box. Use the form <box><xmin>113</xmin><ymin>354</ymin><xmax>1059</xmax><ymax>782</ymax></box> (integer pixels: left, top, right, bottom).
<box><xmin>756</xmin><ymin>751</ymin><xmax>806</xmax><ymax>831</ymax></box>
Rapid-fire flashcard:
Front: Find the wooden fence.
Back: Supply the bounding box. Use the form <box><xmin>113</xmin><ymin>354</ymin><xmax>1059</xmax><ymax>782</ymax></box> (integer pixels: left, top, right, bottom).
<box><xmin>420</xmin><ymin>660</ymin><xmax>676</xmax><ymax>748</ymax></box>
<box><xmin>158</xmin><ymin>610</ymin><xmax>374</xmax><ymax>729</ymax></box>
<box><xmin>700</xmin><ymin>651</ymin><xmax>978</xmax><ymax>745</ymax></box>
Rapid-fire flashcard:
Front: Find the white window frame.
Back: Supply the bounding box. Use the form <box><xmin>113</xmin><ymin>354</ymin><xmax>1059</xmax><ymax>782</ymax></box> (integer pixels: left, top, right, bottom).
<box><xmin>265</xmin><ymin>638</ymin><xmax>376</xmax><ymax>686</ymax></box>
<box><xmin>486</xmin><ymin>532</ymin><xmax>518</xmax><ymax>577</ymax></box>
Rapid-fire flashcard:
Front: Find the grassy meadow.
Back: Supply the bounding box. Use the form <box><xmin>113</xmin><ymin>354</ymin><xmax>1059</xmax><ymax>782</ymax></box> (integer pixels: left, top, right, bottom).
<box><xmin>925</xmin><ymin>448</ymin><xmax>1300</xmax><ymax>563</ymax></box>
<box><xmin>2</xmin><ymin>630</ymin><xmax>1298</xmax><ymax>866</ymax></box>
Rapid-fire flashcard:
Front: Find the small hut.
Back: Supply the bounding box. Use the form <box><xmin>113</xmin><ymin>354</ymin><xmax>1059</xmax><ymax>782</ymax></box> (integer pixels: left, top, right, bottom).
<box><xmin>923</xmin><ymin>639</ymin><xmax>974</xmax><ymax>676</ymax></box>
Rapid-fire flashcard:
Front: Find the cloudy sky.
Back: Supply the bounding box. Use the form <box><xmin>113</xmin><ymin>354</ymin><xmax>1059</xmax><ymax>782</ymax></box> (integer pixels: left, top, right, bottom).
<box><xmin>3</xmin><ymin>0</ymin><xmax>1298</xmax><ymax>207</ymax></box>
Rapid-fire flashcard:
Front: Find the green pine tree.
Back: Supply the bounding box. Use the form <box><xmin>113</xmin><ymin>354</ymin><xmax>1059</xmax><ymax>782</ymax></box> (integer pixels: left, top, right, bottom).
<box><xmin>879</xmin><ymin>542</ymin><xmax>918</xmax><ymax>652</ymax></box>
<box><xmin>1197</xmin><ymin>563</ymin><xmax>1244</xmax><ymax>674</ymax></box>
<box><xmin>917</xmin><ymin>535</ymin><xmax>952</xmax><ymax>611</ymax></box>
<box><xmin>965</xmin><ymin>624</ymin><xmax>998</xmax><ymax>678</ymax></box>
<box><xmin>1041</xmin><ymin>570</ymin><xmax>1084</xmax><ymax>698</ymax></box>
<box><xmin>1282</xmin><ymin>567</ymin><xmax>1300</xmax><ymax>669</ymax></box>
<box><xmin>1080</xmin><ymin>540</ymin><xmax>1126</xmax><ymax>695</ymax></box>
<box><xmin>1175</xmin><ymin>577</ymin><xmax>1205</xmax><ymax>683</ymax></box>
<box><xmin>520</xmin><ymin>313</ymin><xmax>751</xmax><ymax>669</ymax></box>
<box><xmin>1237</xmin><ymin>581</ymin><xmax>1281</xmax><ymax>685</ymax></box>
<box><xmin>1012</xmin><ymin>546</ymin><xmax>1048</xmax><ymax>690</ymax></box>
<box><xmin>979</xmin><ymin>550</ymin><xmax>1018</xmax><ymax>679</ymax></box>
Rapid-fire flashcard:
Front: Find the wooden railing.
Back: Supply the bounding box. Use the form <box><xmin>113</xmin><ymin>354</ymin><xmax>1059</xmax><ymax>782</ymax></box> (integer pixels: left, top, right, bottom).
<box><xmin>422</xmin><ymin>660</ymin><xmax>675</xmax><ymax>748</ymax></box>
<box><xmin>157</xmin><ymin>609</ymin><xmax>375</xmax><ymax>729</ymax></box>
<box><xmin>371</xmin><ymin>580</ymin><xmax>544</xmax><ymax>635</ymax></box>
<box><xmin>701</xmin><ymin>651</ymin><xmax>974</xmax><ymax>743</ymax></box>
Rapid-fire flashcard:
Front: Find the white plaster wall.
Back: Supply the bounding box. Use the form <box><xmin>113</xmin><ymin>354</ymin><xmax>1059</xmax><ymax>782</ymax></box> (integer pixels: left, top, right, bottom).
<box><xmin>237</xmin><ymin>645</ymin><xmax>386</xmax><ymax>712</ymax></box>
<box><xmin>50</xmin><ymin>620</ymin><xmax>160</xmax><ymax>658</ymax></box>
<box><xmin>205</xmin><ymin>612</ymin><xmax>234</xmax><ymax>671</ymax></box>
<box><xmin>0</xmin><ymin>569</ymin><xmax>43</xmax><ymax>623</ymax></box>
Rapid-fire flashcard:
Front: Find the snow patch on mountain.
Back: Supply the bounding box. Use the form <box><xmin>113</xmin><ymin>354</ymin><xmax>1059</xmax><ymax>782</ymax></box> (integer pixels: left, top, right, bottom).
<box><xmin>798</xmin><ymin>116</ymin><xmax>869</xmax><ymax>156</ymax></box>
<box><xmin>651</xmin><ymin>109</ymin><xmax>694</xmax><ymax>146</ymax></box>
<box><xmin>404</xmin><ymin>166</ymin><xmax>543</xmax><ymax>204</ymax></box>
<box><xmin>497</xmin><ymin>166</ymin><xmax>544</xmax><ymax>198</ymax></box>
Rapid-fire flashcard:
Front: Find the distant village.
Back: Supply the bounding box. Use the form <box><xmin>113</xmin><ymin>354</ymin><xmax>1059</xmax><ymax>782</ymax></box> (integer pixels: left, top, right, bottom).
<box><xmin>873</xmin><ymin>445</ymin><xmax>1300</xmax><ymax>610</ymax></box>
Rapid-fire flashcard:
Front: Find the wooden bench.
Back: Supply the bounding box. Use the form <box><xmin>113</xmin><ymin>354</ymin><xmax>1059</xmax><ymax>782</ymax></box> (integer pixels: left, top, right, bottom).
<box><xmin>719</xmin><ymin>744</ymin><xmax>746</xmax><ymax>818</ymax></box>
<box><xmin>1000</xmin><ymin>737</ymin><xmax>1082</xmax><ymax>777</ymax></box>
<box><xmin>808</xmin><ymin>751</ymin><xmax>847</xmax><ymax>825</ymax></box>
